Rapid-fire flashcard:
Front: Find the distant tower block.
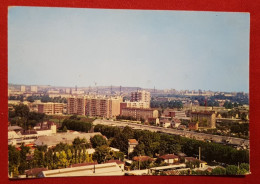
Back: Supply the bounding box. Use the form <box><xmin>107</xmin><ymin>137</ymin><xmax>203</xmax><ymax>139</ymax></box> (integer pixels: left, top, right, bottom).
<box><xmin>65</xmin><ymin>88</ymin><xmax>70</xmax><ymax>94</ymax></box>
<box><xmin>31</xmin><ymin>86</ymin><xmax>38</xmax><ymax>93</ymax></box>
<box><xmin>20</xmin><ymin>85</ymin><xmax>26</xmax><ymax>92</ymax></box>
<box><xmin>131</xmin><ymin>90</ymin><xmax>151</xmax><ymax>107</ymax></box>
<box><xmin>120</xmin><ymin>86</ymin><xmax>122</xmax><ymax>95</ymax></box>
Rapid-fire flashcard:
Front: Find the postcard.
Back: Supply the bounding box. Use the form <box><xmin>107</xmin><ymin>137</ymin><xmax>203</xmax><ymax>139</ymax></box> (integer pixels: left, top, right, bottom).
<box><xmin>7</xmin><ymin>7</ymin><xmax>250</xmax><ymax>178</ymax></box>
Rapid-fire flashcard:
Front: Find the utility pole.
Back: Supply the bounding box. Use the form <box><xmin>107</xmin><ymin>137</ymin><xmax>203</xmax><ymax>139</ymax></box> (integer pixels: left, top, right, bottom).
<box><xmin>199</xmin><ymin>147</ymin><xmax>201</xmax><ymax>160</ymax></box>
<box><xmin>138</xmin><ymin>155</ymin><xmax>141</xmax><ymax>170</ymax></box>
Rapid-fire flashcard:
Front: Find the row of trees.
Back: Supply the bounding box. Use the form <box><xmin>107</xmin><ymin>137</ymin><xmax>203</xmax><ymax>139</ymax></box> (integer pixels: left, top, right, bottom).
<box><xmin>220</xmin><ymin>110</ymin><xmax>248</xmax><ymax>121</ymax></box>
<box><xmin>9</xmin><ymin>95</ymin><xmax>25</xmax><ymax>101</ymax></box>
<box><xmin>116</xmin><ymin>115</ymin><xmax>144</xmax><ymax>123</ymax></box>
<box><xmin>40</xmin><ymin>95</ymin><xmax>67</xmax><ymax>103</ymax></box>
<box><xmin>94</xmin><ymin>124</ymin><xmax>249</xmax><ymax>165</ymax></box>
<box><xmin>9</xmin><ymin>138</ymin><xmax>93</xmax><ymax>176</ymax></box>
<box><xmin>190</xmin><ymin>164</ymin><xmax>249</xmax><ymax>175</ymax></box>
<box><xmin>230</xmin><ymin>123</ymin><xmax>249</xmax><ymax>136</ymax></box>
<box><xmin>9</xmin><ymin>104</ymin><xmax>46</xmax><ymax>129</ymax></box>
<box><xmin>9</xmin><ymin>95</ymin><xmax>67</xmax><ymax>103</ymax></box>
<box><xmin>156</xmin><ymin>164</ymin><xmax>249</xmax><ymax>175</ymax></box>
<box><xmin>190</xmin><ymin>95</ymin><xmax>249</xmax><ymax>106</ymax></box>
<box><xmin>216</xmin><ymin>122</ymin><xmax>249</xmax><ymax>139</ymax></box>
<box><xmin>150</xmin><ymin>100</ymin><xmax>183</xmax><ymax>109</ymax></box>
<box><xmin>8</xmin><ymin>135</ymin><xmax>125</xmax><ymax>176</ymax></box>
<box><xmin>61</xmin><ymin>118</ymin><xmax>93</xmax><ymax>133</ymax></box>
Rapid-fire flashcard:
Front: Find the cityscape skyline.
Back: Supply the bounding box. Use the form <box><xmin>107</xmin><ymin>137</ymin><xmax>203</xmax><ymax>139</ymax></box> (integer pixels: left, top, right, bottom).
<box><xmin>8</xmin><ymin>83</ymin><xmax>248</xmax><ymax>93</ymax></box>
<box><xmin>8</xmin><ymin>7</ymin><xmax>250</xmax><ymax>92</ymax></box>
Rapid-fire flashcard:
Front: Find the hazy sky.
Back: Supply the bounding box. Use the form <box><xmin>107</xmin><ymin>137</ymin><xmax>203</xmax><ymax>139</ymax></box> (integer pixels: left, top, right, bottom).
<box><xmin>8</xmin><ymin>7</ymin><xmax>250</xmax><ymax>92</ymax></box>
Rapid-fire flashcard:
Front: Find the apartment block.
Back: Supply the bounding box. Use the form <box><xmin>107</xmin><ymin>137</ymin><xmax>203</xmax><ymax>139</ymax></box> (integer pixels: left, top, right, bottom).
<box><xmin>121</xmin><ymin>108</ymin><xmax>158</xmax><ymax>122</ymax></box>
<box><xmin>131</xmin><ymin>90</ymin><xmax>151</xmax><ymax>106</ymax></box>
<box><xmin>190</xmin><ymin>111</ymin><xmax>216</xmax><ymax>128</ymax></box>
<box><xmin>85</xmin><ymin>96</ymin><xmax>122</xmax><ymax>118</ymax></box>
<box><xmin>31</xmin><ymin>86</ymin><xmax>38</xmax><ymax>93</ymax></box>
<box><xmin>67</xmin><ymin>96</ymin><xmax>86</xmax><ymax>115</ymax></box>
<box><xmin>125</xmin><ymin>101</ymin><xmax>150</xmax><ymax>109</ymax></box>
<box><xmin>67</xmin><ymin>96</ymin><xmax>122</xmax><ymax>118</ymax></box>
<box><xmin>20</xmin><ymin>85</ymin><xmax>26</xmax><ymax>92</ymax></box>
<box><xmin>38</xmin><ymin>103</ymin><xmax>64</xmax><ymax>115</ymax></box>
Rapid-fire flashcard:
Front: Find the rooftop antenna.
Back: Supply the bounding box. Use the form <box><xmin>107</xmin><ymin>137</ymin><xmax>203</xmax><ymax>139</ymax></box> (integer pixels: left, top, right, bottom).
<box><xmin>88</xmin><ymin>85</ymin><xmax>91</xmax><ymax>95</ymax></box>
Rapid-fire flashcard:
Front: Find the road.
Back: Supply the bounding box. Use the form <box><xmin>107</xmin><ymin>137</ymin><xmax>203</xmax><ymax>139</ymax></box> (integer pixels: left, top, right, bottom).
<box><xmin>93</xmin><ymin>119</ymin><xmax>249</xmax><ymax>149</ymax></box>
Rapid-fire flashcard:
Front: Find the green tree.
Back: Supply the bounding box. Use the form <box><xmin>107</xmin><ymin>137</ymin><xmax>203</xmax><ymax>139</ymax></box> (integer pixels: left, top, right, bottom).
<box><xmin>111</xmin><ymin>151</ymin><xmax>124</xmax><ymax>161</ymax></box>
<box><xmin>8</xmin><ymin>145</ymin><xmax>21</xmax><ymax>176</ymax></box>
<box><xmin>110</xmin><ymin>134</ymin><xmax>129</xmax><ymax>154</ymax></box>
<box><xmin>62</xmin><ymin>126</ymin><xmax>68</xmax><ymax>132</ymax></box>
<box><xmin>18</xmin><ymin>144</ymin><xmax>30</xmax><ymax>174</ymax></box>
<box><xmin>237</xmin><ymin>169</ymin><xmax>247</xmax><ymax>175</ymax></box>
<box><xmin>90</xmin><ymin>135</ymin><xmax>108</xmax><ymax>148</ymax></box>
<box><xmin>36</xmin><ymin>145</ymin><xmax>47</xmax><ymax>152</ymax></box>
<box><xmin>211</xmin><ymin>167</ymin><xmax>226</xmax><ymax>175</ymax></box>
<box><xmin>240</xmin><ymin>163</ymin><xmax>249</xmax><ymax>172</ymax></box>
<box><xmin>14</xmin><ymin>104</ymin><xmax>29</xmax><ymax>118</ymax></box>
<box><xmin>57</xmin><ymin>151</ymin><xmax>69</xmax><ymax>168</ymax></box>
<box><xmin>33</xmin><ymin>149</ymin><xmax>45</xmax><ymax>168</ymax></box>
<box><xmin>226</xmin><ymin>165</ymin><xmax>239</xmax><ymax>175</ymax></box>
<box><xmin>45</xmin><ymin>149</ymin><xmax>54</xmax><ymax>169</ymax></box>
<box><xmin>92</xmin><ymin>145</ymin><xmax>111</xmax><ymax>164</ymax></box>
<box><xmin>122</xmin><ymin>126</ymin><xmax>134</xmax><ymax>138</ymax></box>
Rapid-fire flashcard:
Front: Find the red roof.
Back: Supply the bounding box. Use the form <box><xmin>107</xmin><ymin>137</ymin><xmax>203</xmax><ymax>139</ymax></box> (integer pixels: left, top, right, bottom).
<box><xmin>159</xmin><ymin>154</ymin><xmax>179</xmax><ymax>160</ymax></box>
<box><xmin>133</xmin><ymin>156</ymin><xmax>153</xmax><ymax>162</ymax></box>
<box><xmin>25</xmin><ymin>143</ymin><xmax>35</xmax><ymax>147</ymax></box>
<box><xmin>185</xmin><ymin>157</ymin><xmax>206</xmax><ymax>163</ymax></box>
<box><xmin>189</xmin><ymin>122</ymin><xmax>198</xmax><ymax>126</ymax></box>
<box><xmin>25</xmin><ymin>168</ymin><xmax>48</xmax><ymax>176</ymax></box>
<box><xmin>172</xmin><ymin>118</ymin><xmax>181</xmax><ymax>123</ymax></box>
<box><xmin>128</xmin><ymin>139</ymin><xmax>138</xmax><ymax>144</ymax></box>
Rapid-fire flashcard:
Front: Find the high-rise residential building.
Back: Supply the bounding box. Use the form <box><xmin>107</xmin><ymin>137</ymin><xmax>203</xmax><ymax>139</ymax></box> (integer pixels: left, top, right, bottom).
<box><xmin>131</xmin><ymin>90</ymin><xmax>151</xmax><ymax>107</ymax></box>
<box><xmin>85</xmin><ymin>96</ymin><xmax>122</xmax><ymax>118</ymax></box>
<box><xmin>38</xmin><ymin>103</ymin><xmax>64</xmax><ymax>115</ymax></box>
<box><xmin>65</xmin><ymin>88</ymin><xmax>71</xmax><ymax>94</ymax></box>
<box><xmin>67</xmin><ymin>96</ymin><xmax>86</xmax><ymax>115</ymax></box>
<box><xmin>67</xmin><ymin>96</ymin><xmax>122</xmax><ymax>118</ymax></box>
<box><xmin>31</xmin><ymin>86</ymin><xmax>38</xmax><ymax>93</ymax></box>
<box><xmin>20</xmin><ymin>85</ymin><xmax>26</xmax><ymax>92</ymax></box>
